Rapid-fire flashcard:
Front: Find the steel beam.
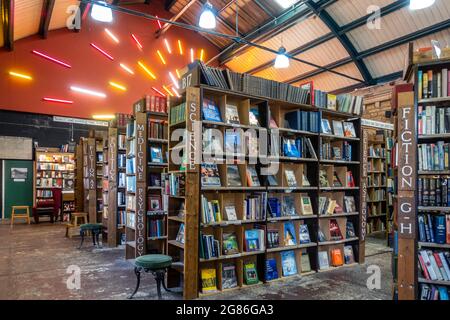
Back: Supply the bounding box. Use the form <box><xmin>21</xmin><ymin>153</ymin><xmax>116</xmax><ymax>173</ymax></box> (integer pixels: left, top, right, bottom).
<box><xmin>39</xmin><ymin>0</ymin><xmax>55</xmax><ymax>39</ymax></box>
<box><xmin>1</xmin><ymin>0</ymin><xmax>14</xmax><ymax>51</ymax></box>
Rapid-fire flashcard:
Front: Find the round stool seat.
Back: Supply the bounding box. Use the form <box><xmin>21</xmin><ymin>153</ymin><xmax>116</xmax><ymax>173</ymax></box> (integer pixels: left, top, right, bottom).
<box><xmin>80</xmin><ymin>223</ymin><xmax>103</xmax><ymax>231</ymax></box>
<box><xmin>135</xmin><ymin>254</ymin><xmax>172</xmax><ymax>270</ymax></box>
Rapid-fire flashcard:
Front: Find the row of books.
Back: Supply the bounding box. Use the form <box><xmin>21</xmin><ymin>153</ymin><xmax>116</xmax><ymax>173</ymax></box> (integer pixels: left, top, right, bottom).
<box><xmin>318</xmin><ymin>196</ymin><xmax>356</xmax><ymax>216</ymax></box>
<box><xmin>284</xmin><ymin>110</ymin><xmax>320</xmax><ymax>133</ymax></box>
<box><xmin>37</xmin><ymin>154</ymin><xmax>74</xmax><ymax>163</ymax></box>
<box><xmin>37</xmin><ymin>163</ymin><xmax>75</xmax><ymax>171</ymax></box>
<box><xmin>417</xmin><ymin>105</ymin><xmax>450</xmax><ymax>135</ymax></box>
<box><xmin>310</xmin><ymin>88</ymin><xmax>363</xmax><ymax>115</ymax></box>
<box><xmin>319</xmin><ymin>169</ymin><xmax>356</xmax><ymax>188</ymax></box>
<box><xmin>418</xmin><ymin>142</ymin><xmax>450</xmax><ymax>171</ymax></box>
<box><xmin>366</xmin><ymin>220</ymin><xmax>385</xmax><ymax>234</ymax></box>
<box><xmin>200</xmin><ymin>261</ymin><xmax>259</xmax><ymax>293</ymax></box>
<box><xmin>118</xmin><ymin>134</ymin><xmax>126</xmax><ymax>150</ymax></box>
<box><xmin>280</xmin><ymin>137</ymin><xmax>317</xmax><ymax>159</ymax></box>
<box><xmin>418</xmin><ymin>68</ymin><xmax>450</xmax><ymax>100</ymax></box>
<box><xmin>37</xmin><ymin>178</ymin><xmax>63</xmax><ymax>188</ymax></box>
<box><xmin>201</xmin><ymin>163</ymin><xmax>261</xmax><ymax>188</ymax></box>
<box><xmin>116</xmin><ymin>113</ymin><xmax>131</xmax><ymax>129</ymax></box>
<box><xmin>368</xmin><ymin>189</ymin><xmax>386</xmax><ymax>202</ymax></box>
<box><xmin>244</xmin><ymin>193</ymin><xmax>267</xmax><ymax>221</ymax></box>
<box><xmin>267</xmin><ymin>222</ymin><xmax>311</xmax><ymax>248</ymax></box>
<box><xmin>418</xmin><ymin>177</ymin><xmax>450</xmax><ymax>207</ymax></box>
<box><xmin>37</xmin><ymin>171</ymin><xmax>64</xmax><ymax>178</ymax></box>
<box><xmin>418</xmin><ymin>249</ymin><xmax>450</xmax><ymax>282</ymax></box>
<box><xmin>321</xmin><ymin>119</ymin><xmax>357</xmax><ymax>137</ymax></box>
<box><xmin>367</xmin><ymin>175</ymin><xmax>386</xmax><ymax>188</ymax></box>
<box><xmin>118</xmin><ymin>191</ymin><xmax>126</xmax><ymax>207</ymax></box>
<box><xmin>134</xmin><ymin>95</ymin><xmax>168</xmax><ymax>114</ymax></box>
<box><xmin>162</xmin><ymin>173</ymin><xmax>186</xmax><ymax>197</ymax></box>
<box><xmin>36</xmin><ymin>190</ymin><xmax>53</xmax><ymax>198</ymax></box>
<box><xmin>268</xmin><ymin>195</ymin><xmax>313</xmax><ymax>218</ymax></box>
<box><xmin>418</xmin><ymin>214</ymin><xmax>450</xmax><ymax>244</ymax></box>
<box><xmin>169</xmin><ymin>102</ymin><xmax>186</xmax><ymax>125</ymax></box>
<box><xmin>420</xmin><ymin>284</ymin><xmax>449</xmax><ymax>300</ymax></box>
<box><xmin>148</xmin><ymin>219</ymin><xmax>165</xmax><ymax>237</ymax></box>
<box><xmin>320</xmin><ymin>141</ymin><xmax>352</xmax><ymax>161</ymax></box>
<box><xmin>148</xmin><ymin>119</ymin><xmax>168</xmax><ymax>140</ymax></box>
<box><xmin>118</xmin><ymin>154</ymin><xmax>126</xmax><ymax>168</ymax></box>
<box><xmin>149</xmin><ymin>145</ymin><xmax>165</xmax><ymax>163</ymax></box>
<box><xmin>318</xmin><ymin>220</ymin><xmax>357</xmax><ymax>242</ymax></box>
<box><xmin>368</xmin><ymin>145</ymin><xmax>386</xmax><ymax>158</ymax></box>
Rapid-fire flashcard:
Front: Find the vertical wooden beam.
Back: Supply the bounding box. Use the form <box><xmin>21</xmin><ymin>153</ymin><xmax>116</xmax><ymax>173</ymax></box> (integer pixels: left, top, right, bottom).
<box><xmin>108</xmin><ymin>128</ymin><xmax>118</xmax><ymax>247</ymax></box>
<box><xmin>1</xmin><ymin>0</ymin><xmax>14</xmax><ymax>51</ymax></box>
<box><xmin>359</xmin><ymin>127</ymin><xmax>368</xmax><ymax>263</ymax></box>
<box><xmin>397</xmin><ymin>91</ymin><xmax>417</xmax><ymax>300</ymax></box>
<box><xmin>87</xmin><ymin>138</ymin><xmax>97</xmax><ymax>223</ymax></box>
<box><xmin>39</xmin><ymin>0</ymin><xmax>55</xmax><ymax>39</ymax></box>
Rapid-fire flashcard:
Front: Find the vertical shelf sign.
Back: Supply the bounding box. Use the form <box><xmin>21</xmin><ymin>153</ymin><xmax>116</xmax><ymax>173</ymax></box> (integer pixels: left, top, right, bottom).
<box><xmin>108</xmin><ymin>128</ymin><xmax>118</xmax><ymax>246</ymax></box>
<box><xmin>397</xmin><ymin>91</ymin><xmax>417</xmax><ymax>300</ymax></box>
<box><xmin>135</xmin><ymin>112</ymin><xmax>147</xmax><ymax>256</ymax></box>
<box><xmin>88</xmin><ymin>139</ymin><xmax>97</xmax><ymax>223</ymax></box>
<box><xmin>360</xmin><ymin>128</ymin><xmax>368</xmax><ymax>262</ymax></box>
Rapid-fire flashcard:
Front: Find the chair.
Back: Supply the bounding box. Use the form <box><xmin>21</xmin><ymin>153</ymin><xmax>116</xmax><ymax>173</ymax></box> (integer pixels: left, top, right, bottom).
<box><xmin>10</xmin><ymin>206</ymin><xmax>31</xmax><ymax>228</ymax></box>
<box><xmin>78</xmin><ymin>223</ymin><xmax>103</xmax><ymax>249</ymax></box>
<box><xmin>128</xmin><ymin>254</ymin><xmax>173</xmax><ymax>300</ymax></box>
<box><xmin>65</xmin><ymin>212</ymin><xmax>88</xmax><ymax>238</ymax></box>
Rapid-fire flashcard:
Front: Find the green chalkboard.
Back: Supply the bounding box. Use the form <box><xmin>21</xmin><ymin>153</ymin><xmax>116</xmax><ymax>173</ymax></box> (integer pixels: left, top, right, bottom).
<box><xmin>3</xmin><ymin>160</ymin><xmax>33</xmax><ymax>219</ymax></box>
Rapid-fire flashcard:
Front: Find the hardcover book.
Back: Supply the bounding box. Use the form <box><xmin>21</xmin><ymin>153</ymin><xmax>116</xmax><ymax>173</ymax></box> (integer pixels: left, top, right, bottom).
<box><xmin>227</xmin><ymin>165</ymin><xmax>242</xmax><ymax>187</ymax></box>
<box><xmin>321</xmin><ymin>119</ymin><xmax>332</xmax><ymax>134</ymax></box>
<box><xmin>318</xmin><ymin>251</ymin><xmax>330</xmax><ymax>270</ymax></box>
<box><xmin>249</xmin><ymin>108</ymin><xmax>260</xmax><ymax>126</ymax></box>
<box><xmin>225</xmin><ymin>104</ymin><xmax>240</xmax><ymax>124</ymax></box>
<box><xmin>150</xmin><ymin>146</ymin><xmax>164</xmax><ymax>163</ymax></box>
<box><xmin>225</xmin><ymin>130</ymin><xmax>243</xmax><ymax>155</ymax></box>
<box><xmin>344</xmin><ymin>196</ymin><xmax>356</xmax><ymax>213</ymax></box>
<box><xmin>244</xmin><ymin>229</ymin><xmax>263</xmax><ymax>251</ymax></box>
<box><xmin>299</xmin><ymin>224</ymin><xmax>311</xmax><ymax>244</ymax></box>
<box><xmin>281</xmin><ymin>250</ymin><xmax>298</xmax><ymax>277</ymax></box>
<box><xmin>346</xmin><ymin>221</ymin><xmax>356</xmax><ymax>238</ymax></box>
<box><xmin>343</xmin><ymin>122</ymin><xmax>356</xmax><ymax>137</ymax></box>
<box><xmin>332</xmin><ymin>120</ymin><xmax>344</xmax><ymax>137</ymax></box>
<box><xmin>301</xmin><ymin>252</ymin><xmax>311</xmax><ymax>273</ymax></box>
<box><xmin>284</xmin><ymin>221</ymin><xmax>297</xmax><ymax>246</ymax></box>
<box><xmin>224</xmin><ymin>205</ymin><xmax>238</xmax><ymax>221</ymax></box>
<box><xmin>283</xmin><ymin>138</ymin><xmax>301</xmax><ymax>158</ymax></box>
<box><xmin>284</xmin><ymin>169</ymin><xmax>297</xmax><ymax>187</ymax></box>
<box><xmin>201</xmin><ymin>268</ymin><xmax>218</xmax><ymax>293</ymax></box>
<box><xmin>331</xmin><ymin>249</ymin><xmax>344</xmax><ymax>267</ymax></box>
<box><xmin>222</xmin><ymin>233</ymin><xmax>239</xmax><ymax>255</ymax></box>
<box><xmin>267</xmin><ymin>175</ymin><xmax>279</xmax><ymax>186</ymax></box>
<box><xmin>344</xmin><ymin>245</ymin><xmax>355</xmax><ymax>264</ymax></box>
<box><xmin>202</xmin><ymin>99</ymin><xmax>222</xmax><ymax>122</ymax></box>
<box><xmin>319</xmin><ymin>169</ymin><xmax>330</xmax><ymax>187</ymax></box>
<box><xmin>282</xmin><ymin>195</ymin><xmax>296</xmax><ymax>216</ymax></box>
<box><xmin>244</xmin><ymin>262</ymin><xmax>259</xmax><ymax>285</ymax></box>
<box><xmin>329</xmin><ymin>219</ymin><xmax>343</xmax><ymax>240</ymax></box>
<box><xmin>201</xmin><ymin>163</ymin><xmax>221</xmax><ymax>187</ymax></box>
<box><xmin>222</xmin><ymin>264</ymin><xmax>238</xmax><ymax>289</ymax></box>
<box><xmin>300</xmin><ymin>196</ymin><xmax>314</xmax><ymax>215</ymax></box>
<box><xmin>246</xmin><ymin>165</ymin><xmax>261</xmax><ymax>187</ymax></box>
<box><xmin>265</xmin><ymin>258</ymin><xmax>279</xmax><ymax>281</ymax></box>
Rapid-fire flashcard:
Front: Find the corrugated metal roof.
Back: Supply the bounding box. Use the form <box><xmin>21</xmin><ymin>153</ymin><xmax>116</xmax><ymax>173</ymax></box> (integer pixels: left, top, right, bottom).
<box><xmin>14</xmin><ymin>0</ymin><xmax>43</xmax><ymax>41</ymax></box>
<box><xmin>326</xmin><ymin>0</ymin><xmax>396</xmax><ymax>26</ymax></box>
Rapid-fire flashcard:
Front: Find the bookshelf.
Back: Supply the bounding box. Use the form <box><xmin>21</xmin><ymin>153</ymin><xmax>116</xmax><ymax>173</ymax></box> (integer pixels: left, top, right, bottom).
<box><xmin>125</xmin><ymin>96</ymin><xmax>169</xmax><ymax>259</ymax></box>
<box><xmin>406</xmin><ymin>59</ymin><xmax>450</xmax><ymax>300</ymax></box>
<box><xmin>34</xmin><ymin>147</ymin><xmax>75</xmax><ymax>221</ymax></box>
<box><xmin>166</xmin><ymin>83</ymin><xmax>364</xmax><ymax>299</ymax></box>
<box><xmin>364</xmin><ymin>129</ymin><xmax>394</xmax><ymax>238</ymax></box>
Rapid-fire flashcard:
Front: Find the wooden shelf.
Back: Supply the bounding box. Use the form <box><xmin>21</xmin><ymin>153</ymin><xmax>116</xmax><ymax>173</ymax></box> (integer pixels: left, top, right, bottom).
<box><xmin>418</xmin><ymin>96</ymin><xmax>450</xmax><ymax>104</ymax></box>
<box><xmin>418</xmin><ymin>242</ymin><xmax>450</xmax><ymax>249</ymax></box>
<box><xmin>320</xmin><ymin>159</ymin><xmax>360</xmax><ymax>165</ymax></box>
<box><xmin>168</xmin><ymin>240</ymin><xmax>184</xmax><ymax>249</ymax></box>
<box><xmin>418</xmin><ymin>278</ymin><xmax>450</xmax><ymax>286</ymax></box>
<box><xmin>418</xmin><ymin>206</ymin><xmax>450</xmax><ymax>212</ymax></box>
<box><xmin>318</xmin><ymin>212</ymin><xmax>359</xmax><ymax>218</ymax></box>
<box><xmin>318</xmin><ymin>237</ymin><xmax>359</xmax><ymax>246</ymax></box>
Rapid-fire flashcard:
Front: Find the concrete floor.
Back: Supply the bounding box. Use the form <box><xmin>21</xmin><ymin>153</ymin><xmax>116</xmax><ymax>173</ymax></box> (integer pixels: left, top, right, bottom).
<box><xmin>0</xmin><ymin>223</ymin><xmax>393</xmax><ymax>300</ymax></box>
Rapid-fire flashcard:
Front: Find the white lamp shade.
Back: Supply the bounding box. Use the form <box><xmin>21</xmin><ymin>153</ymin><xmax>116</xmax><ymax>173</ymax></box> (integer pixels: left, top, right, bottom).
<box><xmin>274</xmin><ymin>53</ymin><xmax>289</xmax><ymax>69</ymax></box>
<box><xmin>199</xmin><ymin>8</ymin><xmax>216</xmax><ymax>29</ymax></box>
<box><xmin>409</xmin><ymin>0</ymin><xmax>435</xmax><ymax>10</ymax></box>
<box><xmin>91</xmin><ymin>1</ymin><xmax>113</xmax><ymax>22</ymax></box>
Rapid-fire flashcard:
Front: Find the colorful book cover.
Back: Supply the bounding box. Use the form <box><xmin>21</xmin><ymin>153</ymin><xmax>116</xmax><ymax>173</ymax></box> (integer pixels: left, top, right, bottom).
<box><xmin>299</xmin><ymin>224</ymin><xmax>311</xmax><ymax>244</ymax></box>
<box><xmin>201</xmin><ymin>268</ymin><xmax>218</xmax><ymax>293</ymax></box>
<box><xmin>265</xmin><ymin>258</ymin><xmax>279</xmax><ymax>281</ymax></box>
<box><xmin>284</xmin><ymin>221</ymin><xmax>297</xmax><ymax>246</ymax></box>
<box><xmin>202</xmin><ymin>99</ymin><xmax>222</xmax><ymax>122</ymax></box>
<box><xmin>244</xmin><ymin>263</ymin><xmax>259</xmax><ymax>285</ymax></box>
<box><xmin>281</xmin><ymin>250</ymin><xmax>298</xmax><ymax>277</ymax></box>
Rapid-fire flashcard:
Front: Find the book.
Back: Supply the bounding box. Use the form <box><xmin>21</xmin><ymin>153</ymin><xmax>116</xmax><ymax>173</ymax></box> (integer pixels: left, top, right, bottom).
<box><xmin>318</xmin><ymin>251</ymin><xmax>330</xmax><ymax>270</ymax></box>
<box><xmin>150</xmin><ymin>146</ymin><xmax>163</xmax><ymax>163</ymax></box>
<box><xmin>344</xmin><ymin>196</ymin><xmax>356</xmax><ymax>213</ymax></box>
<box><xmin>321</xmin><ymin>119</ymin><xmax>332</xmax><ymax>134</ymax></box>
<box><xmin>332</xmin><ymin>171</ymin><xmax>342</xmax><ymax>187</ymax></box>
<box><xmin>176</xmin><ymin>223</ymin><xmax>185</xmax><ymax>244</ymax></box>
<box><xmin>281</xmin><ymin>250</ymin><xmax>298</xmax><ymax>276</ymax></box>
<box><xmin>300</xmin><ymin>196</ymin><xmax>314</xmax><ymax>215</ymax></box>
<box><xmin>332</xmin><ymin>120</ymin><xmax>344</xmax><ymax>137</ymax></box>
<box><xmin>222</xmin><ymin>264</ymin><xmax>238</xmax><ymax>289</ymax></box>
<box><xmin>225</xmin><ymin>129</ymin><xmax>243</xmax><ymax>155</ymax></box>
<box><xmin>301</xmin><ymin>252</ymin><xmax>311</xmax><ymax>273</ymax></box>
<box><xmin>265</xmin><ymin>258</ymin><xmax>279</xmax><ymax>281</ymax></box>
<box><xmin>344</xmin><ymin>245</ymin><xmax>355</xmax><ymax>264</ymax></box>
<box><xmin>148</xmin><ymin>196</ymin><xmax>161</xmax><ymax>211</ymax></box>
<box><xmin>343</xmin><ymin>122</ymin><xmax>356</xmax><ymax>137</ymax></box>
<box><xmin>244</xmin><ymin>229</ymin><xmax>264</xmax><ymax>251</ymax></box>
<box><xmin>267</xmin><ymin>175</ymin><xmax>278</xmax><ymax>186</ymax></box>
<box><xmin>267</xmin><ymin>229</ymin><xmax>280</xmax><ymax>249</ymax></box>
<box><xmin>299</xmin><ymin>224</ymin><xmax>311</xmax><ymax>244</ymax></box>
<box><xmin>202</xmin><ymin>99</ymin><xmax>222</xmax><ymax>122</ymax></box>
<box><xmin>283</xmin><ymin>138</ymin><xmax>300</xmax><ymax>158</ymax></box>
<box><xmin>319</xmin><ymin>169</ymin><xmax>330</xmax><ymax>187</ymax></box>
<box><xmin>249</xmin><ymin>107</ymin><xmax>260</xmax><ymax>126</ymax></box>
<box><xmin>246</xmin><ymin>165</ymin><xmax>261</xmax><ymax>187</ymax></box>
<box><xmin>302</xmin><ymin>173</ymin><xmax>311</xmax><ymax>187</ymax></box>
<box><xmin>227</xmin><ymin>165</ymin><xmax>242</xmax><ymax>187</ymax></box>
<box><xmin>284</xmin><ymin>221</ymin><xmax>297</xmax><ymax>246</ymax></box>
<box><xmin>201</xmin><ymin>268</ymin><xmax>218</xmax><ymax>293</ymax></box>
<box><xmin>200</xmin><ymin>233</ymin><xmax>220</xmax><ymax>259</ymax></box>
<box><xmin>331</xmin><ymin>249</ymin><xmax>344</xmax><ymax>267</ymax></box>
<box><xmin>284</xmin><ymin>169</ymin><xmax>297</xmax><ymax>187</ymax></box>
<box><xmin>282</xmin><ymin>195</ymin><xmax>296</xmax><ymax>216</ymax></box>
<box><xmin>222</xmin><ymin>233</ymin><xmax>239</xmax><ymax>255</ymax></box>
<box><xmin>346</xmin><ymin>221</ymin><xmax>356</xmax><ymax>238</ymax></box>
<box><xmin>201</xmin><ymin>163</ymin><xmax>221</xmax><ymax>187</ymax></box>
<box><xmin>329</xmin><ymin>219</ymin><xmax>343</xmax><ymax>240</ymax></box>
<box><xmin>224</xmin><ymin>206</ymin><xmax>238</xmax><ymax>221</ymax></box>
<box><xmin>244</xmin><ymin>262</ymin><xmax>259</xmax><ymax>285</ymax></box>
<box><xmin>225</xmin><ymin>104</ymin><xmax>240</xmax><ymax>124</ymax></box>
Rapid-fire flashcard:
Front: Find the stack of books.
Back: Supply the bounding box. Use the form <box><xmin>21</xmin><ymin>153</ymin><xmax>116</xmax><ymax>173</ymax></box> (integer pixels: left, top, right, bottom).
<box><xmin>417</xmin><ymin>68</ymin><xmax>449</xmax><ymax>100</ymax></box>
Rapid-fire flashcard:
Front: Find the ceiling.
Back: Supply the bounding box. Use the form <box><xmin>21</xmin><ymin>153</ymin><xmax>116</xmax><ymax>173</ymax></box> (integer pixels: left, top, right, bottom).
<box><xmin>2</xmin><ymin>0</ymin><xmax>450</xmax><ymax>94</ymax></box>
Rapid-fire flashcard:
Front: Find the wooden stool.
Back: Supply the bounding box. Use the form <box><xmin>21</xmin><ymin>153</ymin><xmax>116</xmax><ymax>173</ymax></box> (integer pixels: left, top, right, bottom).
<box><xmin>10</xmin><ymin>206</ymin><xmax>31</xmax><ymax>228</ymax></box>
<box><xmin>65</xmin><ymin>212</ymin><xmax>88</xmax><ymax>238</ymax></box>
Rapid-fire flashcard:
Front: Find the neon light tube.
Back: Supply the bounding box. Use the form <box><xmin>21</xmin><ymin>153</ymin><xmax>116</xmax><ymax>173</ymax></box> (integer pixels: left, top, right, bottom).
<box><xmin>119</xmin><ymin>63</ymin><xmax>135</xmax><ymax>75</ymax></box>
<box><xmin>43</xmin><ymin>97</ymin><xmax>74</xmax><ymax>104</ymax></box>
<box><xmin>169</xmin><ymin>71</ymin><xmax>179</xmax><ymax>89</ymax></box>
<box><xmin>157</xmin><ymin>50</ymin><xmax>166</xmax><ymax>65</ymax></box>
<box><xmin>138</xmin><ymin>61</ymin><xmax>156</xmax><ymax>80</ymax></box>
<box><xmin>164</xmin><ymin>39</ymin><xmax>172</xmax><ymax>54</ymax></box>
<box><xmin>109</xmin><ymin>81</ymin><xmax>127</xmax><ymax>91</ymax></box>
<box><xmin>70</xmin><ymin>86</ymin><xmax>107</xmax><ymax>98</ymax></box>
<box><xmin>131</xmin><ymin>34</ymin><xmax>143</xmax><ymax>49</ymax></box>
<box><xmin>32</xmin><ymin>50</ymin><xmax>71</xmax><ymax>68</ymax></box>
<box><xmin>9</xmin><ymin>71</ymin><xmax>32</xmax><ymax>80</ymax></box>
<box><xmin>152</xmin><ymin>87</ymin><xmax>166</xmax><ymax>97</ymax></box>
<box><xmin>178</xmin><ymin>40</ymin><xmax>183</xmax><ymax>55</ymax></box>
<box><xmin>105</xmin><ymin>28</ymin><xmax>119</xmax><ymax>43</ymax></box>
<box><xmin>162</xmin><ymin>85</ymin><xmax>174</xmax><ymax>97</ymax></box>
<box><xmin>90</xmin><ymin>43</ymin><xmax>114</xmax><ymax>60</ymax></box>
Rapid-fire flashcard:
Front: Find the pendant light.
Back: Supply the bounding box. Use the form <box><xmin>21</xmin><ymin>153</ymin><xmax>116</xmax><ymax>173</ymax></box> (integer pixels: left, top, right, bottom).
<box><xmin>409</xmin><ymin>0</ymin><xmax>435</xmax><ymax>10</ymax></box>
<box><xmin>91</xmin><ymin>1</ymin><xmax>113</xmax><ymax>22</ymax></box>
<box><xmin>274</xmin><ymin>46</ymin><xmax>289</xmax><ymax>69</ymax></box>
<box><xmin>199</xmin><ymin>2</ymin><xmax>216</xmax><ymax>29</ymax></box>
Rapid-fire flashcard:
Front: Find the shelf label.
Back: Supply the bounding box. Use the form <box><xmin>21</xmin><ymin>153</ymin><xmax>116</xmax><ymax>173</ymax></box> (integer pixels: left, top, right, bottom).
<box><xmin>88</xmin><ymin>143</ymin><xmax>96</xmax><ymax>190</ymax></box>
<box><xmin>360</xmin><ymin>129</ymin><xmax>368</xmax><ymax>242</ymax></box>
<box><xmin>135</xmin><ymin>114</ymin><xmax>147</xmax><ymax>256</ymax></box>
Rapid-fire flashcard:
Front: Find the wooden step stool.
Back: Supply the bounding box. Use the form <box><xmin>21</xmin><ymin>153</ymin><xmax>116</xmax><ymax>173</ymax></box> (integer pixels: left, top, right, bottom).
<box><xmin>10</xmin><ymin>206</ymin><xmax>31</xmax><ymax>228</ymax></box>
<box><xmin>66</xmin><ymin>212</ymin><xmax>88</xmax><ymax>238</ymax></box>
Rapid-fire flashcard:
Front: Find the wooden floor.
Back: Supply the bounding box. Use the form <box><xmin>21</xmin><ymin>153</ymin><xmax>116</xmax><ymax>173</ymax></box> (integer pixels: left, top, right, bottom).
<box><xmin>0</xmin><ymin>222</ymin><xmax>393</xmax><ymax>300</ymax></box>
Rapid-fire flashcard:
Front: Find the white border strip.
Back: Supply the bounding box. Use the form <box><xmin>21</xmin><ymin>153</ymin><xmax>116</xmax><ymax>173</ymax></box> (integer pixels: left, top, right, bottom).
<box><xmin>361</xmin><ymin>118</ymin><xmax>394</xmax><ymax>130</ymax></box>
<box><xmin>53</xmin><ymin>116</ymin><xmax>109</xmax><ymax>127</ymax></box>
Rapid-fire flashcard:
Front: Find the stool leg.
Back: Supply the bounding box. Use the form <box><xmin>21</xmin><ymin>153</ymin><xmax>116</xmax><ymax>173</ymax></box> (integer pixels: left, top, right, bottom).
<box><xmin>92</xmin><ymin>231</ymin><xmax>96</xmax><ymax>246</ymax></box>
<box><xmin>78</xmin><ymin>231</ymin><xmax>85</xmax><ymax>249</ymax></box>
<box><xmin>128</xmin><ymin>267</ymin><xmax>141</xmax><ymax>299</ymax></box>
<box><xmin>155</xmin><ymin>273</ymin><xmax>162</xmax><ymax>300</ymax></box>
<box><xmin>160</xmin><ymin>271</ymin><xmax>172</xmax><ymax>293</ymax></box>
<box><xmin>95</xmin><ymin>230</ymin><xmax>101</xmax><ymax>248</ymax></box>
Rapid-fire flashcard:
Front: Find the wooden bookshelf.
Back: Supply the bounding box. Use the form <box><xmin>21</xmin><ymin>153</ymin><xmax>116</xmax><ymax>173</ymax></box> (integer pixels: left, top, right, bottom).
<box><xmin>34</xmin><ymin>148</ymin><xmax>75</xmax><ymax>221</ymax></box>
<box><xmin>166</xmin><ymin>85</ymin><xmax>364</xmax><ymax>299</ymax></box>
<box><xmin>125</xmin><ymin>97</ymin><xmax>169</xmax><ymax>259</ymax></box>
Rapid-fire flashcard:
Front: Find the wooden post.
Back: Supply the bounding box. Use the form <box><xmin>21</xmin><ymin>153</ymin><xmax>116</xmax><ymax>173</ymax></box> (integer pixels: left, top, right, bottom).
<box><xmin>135</xmin><ymin>112</ymin><xmax>147</xmax><ymax>257</ymax></box>
<box><xmin>359</xmin><ymin>127</ymin><xmax>368</xmax><ymax>263</ymax></box>
<box><xmin>108</xmin><ymin>128</ymin><xmax>118</xmax><ymax>246</ymax></box>
<box><xmin>75</xmin><ymin>144</ymin><xmax>84</xmax><ymax>212</ymax></box>
<box><xmin>397</xmin><ymin>91</ymin><xmax>417</xmax><ymax>300</ymax></box>
<box><xmin>87</xmin><ymin>138</ymin><xmax>97</xmax><ymax>223</ymax></box>
<box><xmin>184</xmin><ymin>87</ymin><xmax>200</xmax><ymax>299</ymax></box>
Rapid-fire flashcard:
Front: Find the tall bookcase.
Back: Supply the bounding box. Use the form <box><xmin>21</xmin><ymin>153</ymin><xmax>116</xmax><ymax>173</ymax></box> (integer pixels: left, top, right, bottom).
<box><xmin>166</xmin><ymin>85</ymin><xmax>364</xmax><ymax>299</ymax></box>
<box><xmin>125</xmin><ymin>96</ymin><xmax>169</xmax><ymax>259</ymax></box>
<box><xmin>405</xmin><ymin>59</ymin><xmax>450</xmax><ymax>300</ymax></box>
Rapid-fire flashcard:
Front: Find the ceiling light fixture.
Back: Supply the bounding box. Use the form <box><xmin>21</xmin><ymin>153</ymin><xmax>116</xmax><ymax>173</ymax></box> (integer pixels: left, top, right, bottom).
<box><xmin>119</xmin><ymin>63</ymin><xmax>135</xmax><ymax>75</ymax></box>
<box><xmin>172</xmin><ymin>87</ymin><xmax>181</xmax><ymax>98</ymax></box>
<box><xmin>138</xmin><ymin>61</ymin><xmax>157</xmax><ymax>80</ymax></box>
<box><xmin>274</xmin><ymin>0</ymin><xmax>297</xmax><ymax>9</ymax></box>
<box><xmin>164</xmin><ymin>39</ymin><xmax>172</xmax><ymax>54</ymax></box>
<box><xmin>162</xmin><ymin>85</ymin><xmax>174</xmax><ymax>97</ymax></box>
<box><xmin>105</xmin><ymin>28</ymin><xmax>119</xmax><ymax>43</ymax></box>
<box><xmin>169</xmin><ymin>71</ymin><xmax>179</xmax><ymax>89</ymax></box>
<box><xmin>109</xmin><ymin>81</ymin><xmax>127</xmax><ymax>91</ymax></box>
<box><xmin>274</xmin><ymin>46</ymin><xmax>289</xmax><ymax>69</ymax></box>
<box><xmin>131</xmin><ymin>34</ymin><xmax>143</xmax><ymax>50</ymax></box>
<box><xmin>32</xmin><ymin>50</ymin><xmax>72</xmax><ymax>68</ymax></box>
<box><xmin>90</xmin><ymin>43</ymin><xmax>114</xmax><ymax>60</ymax></box>
<box><xmin>409</xmin><ymin>0</ymin><xmax>435</xmax><ymax>10</ymax></box>
<box><xmin>199</xmin><ymin>1</ymin><xmax>216</xmax><ymax>29</ymax></box>
<box><xmin>43</xmin><ymin>97</ymin><xmax>74</xmax><ymax>104</ymax></box>
<box><xmin>91</xmin><ymin>1</ymin><xmax>113</xmax><ymax>22</ymax></box>
<box><xmin>92</xmin><ymin>114</ymin><xmax>115</xmax><ymax>120</ymax></box>
<box><xmin>157</xmin><ymin>50</ymin><xmax>167</xmax><ymax>65</ymax></box>
<box><xmin>200</xmin><ymin>49</ymin><xmax>205</xmax><ymax>61</ymax></box>
<box><xmin>9</xmin><ymin>71</ymin><xmax>32</xmax><ymax>80</ymax></box>
<box><xmin>178</xmin><ymin>40</ymin><xmax>183</xmax><ymax>55</ymax></box>
<box><xmin>190</xmin><ymin>48</ymin><xmax>194</xmax><ymax>63</ymax></box>
<box><xmin>152</xmin><ymin>87</ymin><xmax>166</xmax><ymax>97</ymax></box>
<box><xmin>70</xmin><ymin>86</ymin><xmax>107</xmax><ymax>98</ymax></box>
